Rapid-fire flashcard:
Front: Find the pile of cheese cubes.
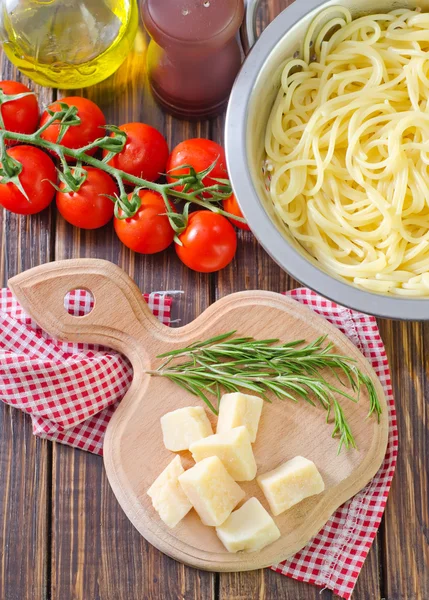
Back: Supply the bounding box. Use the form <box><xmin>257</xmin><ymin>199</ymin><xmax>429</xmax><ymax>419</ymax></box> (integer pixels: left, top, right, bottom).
<box><xmin>147</xmin><ymin>392</ymin><xmax>325</xmax><ymax>553</ymax></box>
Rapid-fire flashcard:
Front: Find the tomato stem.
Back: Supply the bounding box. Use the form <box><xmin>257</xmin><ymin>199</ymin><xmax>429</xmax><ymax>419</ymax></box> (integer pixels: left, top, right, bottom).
<box><xmin>36</xmin><ymin>110</ymin><xmax>65</xmax><ymax>136</ymax></box>
<box><xmin>0</xmin><ymin>110</ymin><xmax>247</xmax><ymax>231</ymax></box>
<box><xmin>0</xmin><ymin>132</ymin><xmax>31</xmax><ymax>201</ymax></box>
<box><xmin>0</xmin><ymin>89</ymin><xmax>37</xmax><ymax>130</ymax></box>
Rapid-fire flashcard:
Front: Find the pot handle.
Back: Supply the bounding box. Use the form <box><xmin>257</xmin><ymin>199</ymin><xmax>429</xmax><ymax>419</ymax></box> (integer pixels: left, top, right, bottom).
<box><xmin>241</xmin><ymin>0</ymin><xmax>262</xmax><ymax>54</ymax></box>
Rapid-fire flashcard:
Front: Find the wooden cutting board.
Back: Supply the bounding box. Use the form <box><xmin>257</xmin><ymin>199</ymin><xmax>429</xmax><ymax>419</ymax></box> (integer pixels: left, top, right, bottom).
<box><xmin>9</xmin><ymin>258</ymin><xmax>389</xmax><ymax>572</ymax></box>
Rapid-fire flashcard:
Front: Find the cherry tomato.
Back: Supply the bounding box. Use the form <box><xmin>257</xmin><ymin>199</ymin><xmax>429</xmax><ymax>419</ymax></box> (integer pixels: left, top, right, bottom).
<box><xmin>39</xmin><ymin>96</ymin><xmax>105</xmax><ymax>158</ymax></box>
<box><xmin>103</xmin><ymin>122</ymin><xmax>169</xmax><ymax>182</ymax></box>
<box><xmin>0</xmin><ymin>145</ymin><xmax>56</xmax><ymax>215</ymax></box>
<box><xmin>223</xmin><ymin>193</ymin><xmax>250</xmax><ymax>231</ymax></box>
<box><xmin>166</xmin><ymin>139</ymin><xmax>228</xmax><ymax>195</ymax></box>
<box><xmin>0</xmin><ymin>81</ymin><xmax>39</xmax><ymax>136</ymax></box>
<box><xmin>175</xmin><ymin>211</ymin><xmax>237</xmax><ymax>273</ymax></box>
<box><xmin>114</xmin><ymin>190</ymin><xmax>174</xmax><ymax>254</ymax></box>
<box><xmin>56</xmin><ymin>167</ymin><xmax>116</xmax><ymax>230</ymax></box>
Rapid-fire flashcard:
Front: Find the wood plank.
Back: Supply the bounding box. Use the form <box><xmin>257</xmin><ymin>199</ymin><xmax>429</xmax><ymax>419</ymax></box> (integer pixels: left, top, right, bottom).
<box><xmin>211</xmin><ymin>111</ymin><xmax>321</xmax><ymax>598</ymax></box>
<box><xmin>378</xmin><ymin>320</ymin><xmax>429</xmax><ymax>600</ymax></box>
<box><xmin>213</xmin><ymin>0</ymin><xmax>383</xmax><ymax>590</ymax></box>
<box><xmin>2</xmin><ymin>0</ymin><xmax>419</xmax><ymax>599</ymax></box>
<box><xmin>0</xmin><ymin>56</ymin><xmax>53</xmax><ymax>600</ymax></box>
<box><xmin>51</xmin><ymin>29</ymin><xmax>215</xmax><ymax>600</ymax></box>
<box><xmin>219</xmin><ymin>570</ymin><xmax>320</xmax><ymax>600</ymax></box>
<box><xmin>348</xmin><ymin>541</ymin><xmax>382</xmax><ymax>600</ymax></box>
<box><xmin>218</xmin><ymin>541</ymin><xmax>380</xmax><ymax>600</ymax></box>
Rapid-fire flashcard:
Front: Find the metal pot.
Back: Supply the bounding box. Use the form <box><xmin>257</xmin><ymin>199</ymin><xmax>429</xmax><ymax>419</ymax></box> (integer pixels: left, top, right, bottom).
<box><xmin>225</xmin><ymin>0</ymin><xmax>429</xmax><ymax>320</ymax></box>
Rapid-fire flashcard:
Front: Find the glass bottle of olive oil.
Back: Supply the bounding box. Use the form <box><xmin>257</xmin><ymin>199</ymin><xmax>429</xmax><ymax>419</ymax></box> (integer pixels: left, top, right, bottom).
<box><xmin>0</xmin><ymin>0</ymin><xmax>138</xmax><ymax>88</ymax></box>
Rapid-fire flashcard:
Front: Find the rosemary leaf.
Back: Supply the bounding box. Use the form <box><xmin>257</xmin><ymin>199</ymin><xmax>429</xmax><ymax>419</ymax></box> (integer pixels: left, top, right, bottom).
<box><xmin>147</xmin><ymin>332</ymin><xmax>382</xmax><ymax>452</ymax></box>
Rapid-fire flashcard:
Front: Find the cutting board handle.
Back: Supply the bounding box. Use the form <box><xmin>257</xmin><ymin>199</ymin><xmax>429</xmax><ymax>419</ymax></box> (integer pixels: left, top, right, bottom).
<box><xmin>8</xmin><ymin>259</ymin><xmax>164</xmax><ymax>364</ymax></box>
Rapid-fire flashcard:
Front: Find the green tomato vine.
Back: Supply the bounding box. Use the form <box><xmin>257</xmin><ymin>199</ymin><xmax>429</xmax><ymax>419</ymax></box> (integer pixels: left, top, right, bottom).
<box><xmin>0</xmin><ymin>98</ymin><xmax>244</xmax><ymax>236</ymax></box>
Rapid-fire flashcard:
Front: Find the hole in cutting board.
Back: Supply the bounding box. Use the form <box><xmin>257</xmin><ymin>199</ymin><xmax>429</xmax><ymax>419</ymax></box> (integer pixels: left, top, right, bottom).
<box><xmin>64</xmin><ymin>288</ymin><xmax>95</xmax><ymax>317</ymax></box>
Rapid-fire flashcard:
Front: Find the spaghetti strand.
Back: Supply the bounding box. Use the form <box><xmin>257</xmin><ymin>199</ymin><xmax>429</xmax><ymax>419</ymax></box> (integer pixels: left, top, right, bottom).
<box><xmin>266</xmin><ymin>7</ymin><xmax>429</xmax><ymax>295</ymax></box>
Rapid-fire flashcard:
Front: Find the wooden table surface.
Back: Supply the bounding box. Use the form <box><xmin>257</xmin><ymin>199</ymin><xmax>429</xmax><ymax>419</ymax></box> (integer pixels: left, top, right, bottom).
<box><xmin>0</xmin><ymin>1</ymin><xmax>428</xmax><ymax>599</ymax></box>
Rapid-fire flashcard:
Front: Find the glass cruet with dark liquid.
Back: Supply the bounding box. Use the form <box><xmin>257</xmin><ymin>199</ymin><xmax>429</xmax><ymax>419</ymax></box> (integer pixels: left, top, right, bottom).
<box><xmin>0</xmin><ymin>0</ymin><xmax>138</xmax><ymax>88</ymax></box>
<box><xmin>142</xmin><ymin>0</ymin><xmax>244</xmax><ymax>120</ymax></box>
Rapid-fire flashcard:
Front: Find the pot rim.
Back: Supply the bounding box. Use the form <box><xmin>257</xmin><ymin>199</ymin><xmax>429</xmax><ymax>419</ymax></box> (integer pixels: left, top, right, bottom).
<box><xmin>225</xmin><ymin>0</ymin><xmax>429</xmax><ymax>320</ymax></box>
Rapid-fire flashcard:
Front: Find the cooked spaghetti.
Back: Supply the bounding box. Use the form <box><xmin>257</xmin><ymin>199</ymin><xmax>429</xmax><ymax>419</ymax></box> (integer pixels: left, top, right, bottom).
<box><xmin>265</xmin><ymin>6</ymin><xmax>429</xmax><ymax>296</ymax></box>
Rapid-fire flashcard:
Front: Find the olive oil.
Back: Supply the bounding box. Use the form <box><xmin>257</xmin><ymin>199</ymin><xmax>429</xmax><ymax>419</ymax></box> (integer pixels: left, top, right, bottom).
<box><xmin>0</xmin><ymin>0</ymin><xmax>138</xmax><ymax>88</ymax></box>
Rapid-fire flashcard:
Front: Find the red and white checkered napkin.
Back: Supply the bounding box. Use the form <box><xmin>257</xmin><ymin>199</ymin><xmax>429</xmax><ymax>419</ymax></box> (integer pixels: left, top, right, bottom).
<box><xmin>0</xmin><ymin>288</ymin><xmax>172</xmax><ymax>453</ymax></box>
<box><xmin>0</xmin><ymin>286</ymin><xmax>397</xmax><ymax>599</ymax></box>
<box><xmin>274</xmin><ymin>289</ymin><xmax>398</xmax><ymax>599</ymax></box>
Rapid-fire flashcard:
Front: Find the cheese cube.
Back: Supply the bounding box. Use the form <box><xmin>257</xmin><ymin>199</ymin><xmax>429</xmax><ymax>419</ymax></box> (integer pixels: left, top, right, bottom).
<box><xmin>189</xmin><ymin>426</ymin><xmax>257</xmax><ymax>482</ymax></box>
<box><xmin>216</xmin><ymin>497</ymin><xmax>281</xmax><ymax>553</ymax></box>
<box><xmin>161</xmin><ymin>406</ymin><xmax>213</xmax><ymax>451</ymax></box>
<box><xmin>257</xmin><ymin>456</ymin><xmax>325</xmax><ymax>516</ymax></box>
<box><xmin>147</xmin><ymin>456</ymin><xmax>192</xmax><ymax>528</ymax></box>
<box><xmin>178</xmin><ymin>456</ymin><xmax>245</xmax><ymax>526</ymax></box>
<box><xmin>217</xmin><ymin>392</ymin><xmax>263</xmax><ymax>442</ymax></box>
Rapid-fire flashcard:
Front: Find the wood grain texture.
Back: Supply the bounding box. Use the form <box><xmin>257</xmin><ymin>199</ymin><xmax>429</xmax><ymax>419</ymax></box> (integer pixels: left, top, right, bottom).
<box><xmin>216</xmin><ymin>0</ymin><xmax>385</xmax><ymax>597</ymax></box>
<box><xmin>0</xmin><ymin>56</ymin><xmax>53</xmax><ymax>600</ymax></box>
<box><xmin>219</xmin><ymin>569</ymin><xmax>325</xmax><ymax>599</ymax></box>
<box><xmin>50</xmin><ymin>17</ymin><xmax>214</xmax><ymax>600</ymax></box>
<box><xmin>216</xmin><ymin>0</ymin><xmax>384</xmax><ymax>596</ymax></box>
<box><xmin>9</xmin><ymin>259</ymin><xmax>389</xmax><ymax>573</ymax></box>
<box><xmin>0</xmin><ymin>0</ymin><xmax>427</xmax><ymax>598</ymax></box>
<box><xmin>211</xmin><ymin>116</ymin><xmax>384</xmax><ymax>599</ymax></box>
<box><xmin>378</xmin><ymin>320</ymin><xmax>429</xmax><ymax>600</ymax></box>
<box><xmin>218</xmin><ymin>557</ymin><xmax>382</xmax><ymax>600</ymax></box>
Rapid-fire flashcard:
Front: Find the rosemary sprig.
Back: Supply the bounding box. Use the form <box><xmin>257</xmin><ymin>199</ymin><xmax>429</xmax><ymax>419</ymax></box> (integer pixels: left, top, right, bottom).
<box><xmin>147</xmin><ymin>331</ymin><xmax>382</xmax><ymax>453</ymax></box>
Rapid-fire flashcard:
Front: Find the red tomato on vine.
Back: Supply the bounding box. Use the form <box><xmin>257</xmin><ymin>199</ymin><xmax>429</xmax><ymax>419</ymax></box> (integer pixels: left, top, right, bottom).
<box><xmin>167</xmin><ymin>139</ymin><xmax>228</xmax><ymax>195</ymax></box>
<box><xmin>223</xmin><ymin>193</ymin><xmax>250</xmax><ymax>231</ymax></box>
<box><xmin>39</xmin><ymin>96</ymin><xmax>106</xmax><ymax>158</ymax></box>
<box><xmin>0</xmin><ymin>81</ymin><xmax>39</xmax><ymax>137</ymax></box>
<box><xmin>56</xmin><ymin>167</ymin><xmax>117</xmax><ymax>229</ymax></box>
<box><xmin>103</xmin><ymin>122</ymin><xmax>169</xmax><ymax>182</ymax></box>
<box><xmin>0</xmin><ymin>145</ymin><xmax>56</xmax><ymax>215</ymax></box>
<box><xmin>114</xmin><ymin>190</ymin><xmax>175</xmax><ymax>254</ymax></box>
<box><xmin>175</xmin><ymin>211</ymin><xmax>237</xmax><ymax>273</ymax></box>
